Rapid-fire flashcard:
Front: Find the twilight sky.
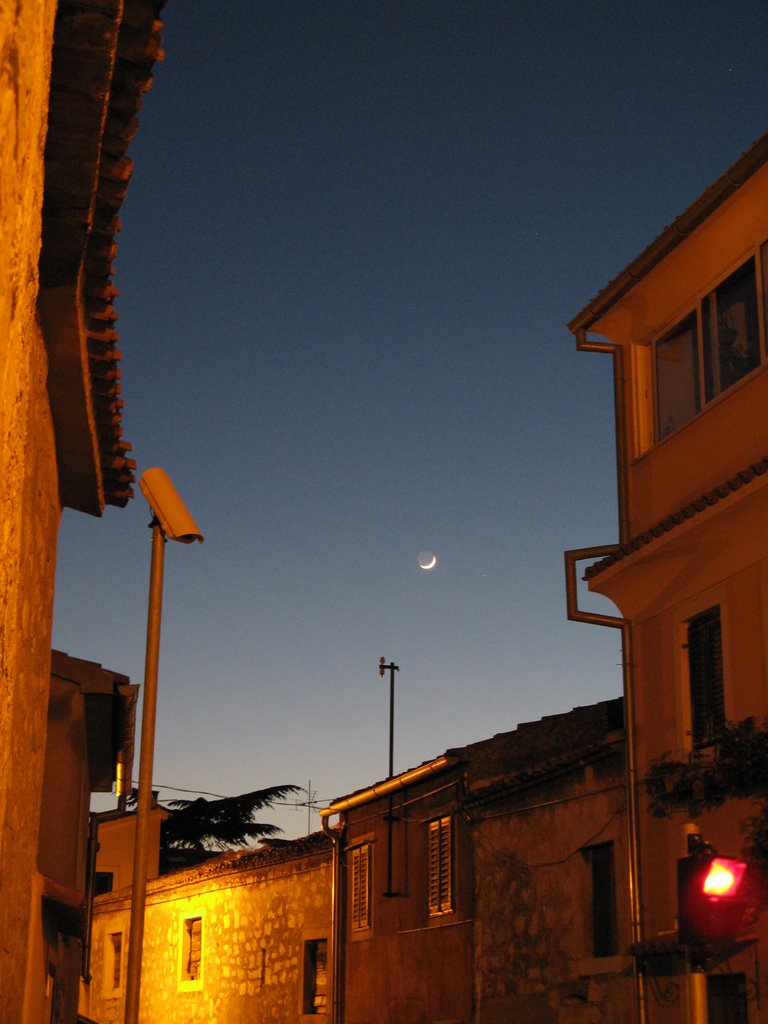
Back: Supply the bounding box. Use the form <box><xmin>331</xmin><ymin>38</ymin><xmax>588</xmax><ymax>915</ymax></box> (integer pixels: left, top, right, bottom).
<box><xmin>53</xmin><ymin>1</ymin><xmax>768</xmax><ymax>838</ymax></box>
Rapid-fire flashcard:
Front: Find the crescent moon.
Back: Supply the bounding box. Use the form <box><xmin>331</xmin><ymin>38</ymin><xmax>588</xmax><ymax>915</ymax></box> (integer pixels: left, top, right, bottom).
<box><xmin>419</xmin><ymin>554</ymin><xmax>437</xmax><ymax>570</ymax></box>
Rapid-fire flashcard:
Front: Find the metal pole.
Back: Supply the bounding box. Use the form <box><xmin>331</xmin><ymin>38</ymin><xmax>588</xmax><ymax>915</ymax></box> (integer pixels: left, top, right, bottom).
<box><xmin>124</xmin><ymin>521</ymin><xmax>166</xmax><ymax>1024</ymax></box>
<box><xmin>688</xmin><ymin>968</ymin><xmax>708</xmax><ymax>1024</ymax></box>
<box><xmin>379</xmin><ymin>659</ymin><xmax>399</xmax><ymax>897</ymax></box>
<box><xmin>388</xmin><ymin>667</ymin><xmax>395</xmax><ymax>779</ymax></box>
<box><xmin>378</xmin><ymin>658</ymin><xmax>399</xmax><ymax>779</ymax></box>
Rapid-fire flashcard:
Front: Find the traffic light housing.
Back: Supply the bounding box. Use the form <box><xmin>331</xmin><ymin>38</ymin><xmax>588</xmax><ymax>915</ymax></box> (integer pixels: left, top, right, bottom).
<box><xmin>677</xmin><ymin>853</ymin><xmax>754</xmax><ymax>949</ymax></box>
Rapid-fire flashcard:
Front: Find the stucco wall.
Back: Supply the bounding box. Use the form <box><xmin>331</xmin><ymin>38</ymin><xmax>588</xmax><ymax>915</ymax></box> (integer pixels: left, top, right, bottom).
<box><xmin>85</xmin><ymin>843</ymin><xmax>332</xmax><ymax>1024</ymax></box>
<box><xmin>0</xmin><ymin>2</ymin><xmax>61</xmax><ymax>1020</ymax></box>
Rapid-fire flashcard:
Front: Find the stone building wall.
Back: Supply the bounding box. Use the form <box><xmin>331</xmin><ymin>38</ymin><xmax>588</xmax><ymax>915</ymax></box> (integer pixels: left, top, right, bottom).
<box><xmin>0</xmin><ymin>3</ymin><xmax>61</xmax><ymax>1019</ymax></box>
<box><xmin>85</xmin><ymin>837</ymin><xmax>332</xmax><ymax>1024</ymax></box>
<box><xmin>472</xmin><ymin>743</ymin><xmax>634</xmax><ymax>1024</ymax></box>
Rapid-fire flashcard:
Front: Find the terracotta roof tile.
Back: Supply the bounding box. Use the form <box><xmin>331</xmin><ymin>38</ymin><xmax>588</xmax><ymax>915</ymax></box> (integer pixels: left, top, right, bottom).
<box><xmin>585</xmin><ymin>456</ymin><xmax>768</xmax><ymax>579</ymax></box>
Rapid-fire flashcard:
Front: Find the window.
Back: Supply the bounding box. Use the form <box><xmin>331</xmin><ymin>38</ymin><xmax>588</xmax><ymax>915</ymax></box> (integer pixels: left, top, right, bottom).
<box><xmin>707</xmin><ymin>974</ymin><xmax>748</xmax><ymax>1024</ymax></box>
<box><xmin>350</xmin><ymin>845</ymin><xmax>371</xmax><ymax>931</ymax></box>
<box><xmin>110</xmin><ymin>933</ymin><xmax>122</xmax><ymax>990</ymax></box>
<box><xmin>703</xmin><ymin>259</ymin><xmax>760</xmax><ymax>401</ymax></box>
<box><xmin>302</xmin><ymin>939</ymin><xmax>327</xmax><ymax>1014</ymax></box>
<box><xmin>656</xmin><ymin>315</ymin><xmax>700</xmax><ymax>438</ymax></box>
<box><xmin>584</xmin><ymin>842</ymin><xmax>617</xmax><ymax>957</ymax></box>
<box><xmin>655</xmin><ymin>253</ymin><xmax>763</xmax><ymax>439</ymax></box>
<box><xmin>94</xmin><ymin>871</ymin><xmax>114</xmax><ymax>896</ymax></box>
<box><xmin>180</xmin><ymin>915</ymin><xmax>203</xmax><ymax>986</ymax></box>
<box><xmin>427</xmin><ymin>816</ymin><xmax>453</xmax><ymax>916</ymax></box>
<box><xmin>687</xmin><ymin>606</ymin><xmax>725</xmax><ymax>748</ymax></box>
<box><xmin>102</xmin><ymin>930</ymin><xmax>124</xmax><ymax>996</ymax></box>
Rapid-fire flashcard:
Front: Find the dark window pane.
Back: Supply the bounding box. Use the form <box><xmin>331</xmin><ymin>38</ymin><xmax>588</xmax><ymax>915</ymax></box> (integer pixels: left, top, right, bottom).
<box><xmin>704</xmin><ymin>259</ymin><xmax>759</xmax><ymax>401</ymax></box>
<box><xmin>94</xmin><ymin>872</ymin><xmax>113</xmax><ymax>895</ymax></box>
<box><xmin>587</xmin><ymin>842</ymin><xmax>616</xmax><ymax>957</ymax></box>
<box><xmin>656</xmin><ymin>315</ymin><xmax>700</xmax><ymax>438</ymax></box>
<box><xmin>707</xmin><ymin>973</ymin><xmax>748</xmax><ymax>1024</ymax></box>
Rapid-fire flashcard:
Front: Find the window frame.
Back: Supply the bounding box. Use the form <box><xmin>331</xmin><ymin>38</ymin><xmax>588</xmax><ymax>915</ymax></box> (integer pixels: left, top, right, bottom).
<box><xmin>301</xmin><ymin>937</ymin><xmax>328</xmax><ymax>1016</ymax></box>
<box><xmin>652</xmin><ymin>244</ymin><xmax>768</xmax><ymax>442</ymax></box>
<box><xmin>102</xmin><ymin>929</ymin><xmax>125</xmax><ymax>997</ymax></box>
<box><xmin>427</xmin><ymin>815</ymin><xmax>454</xmax><ymax>918</ymax></box>
<box><xmin>178</xmin><ymin>911</ymin><xmax>205</xmax><ymax>991</ymax></box>
<box><xmin>583</xmin><ymin>841</ymin><xmax>617</xmax><ymax>958</ymax></box>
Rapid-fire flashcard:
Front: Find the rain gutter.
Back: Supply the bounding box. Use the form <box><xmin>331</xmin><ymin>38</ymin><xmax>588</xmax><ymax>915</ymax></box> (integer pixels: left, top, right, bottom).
<box><xmin>319</xmin><ymin>755</ymin><xmax>458</xmax><ymax>818</ymax></box>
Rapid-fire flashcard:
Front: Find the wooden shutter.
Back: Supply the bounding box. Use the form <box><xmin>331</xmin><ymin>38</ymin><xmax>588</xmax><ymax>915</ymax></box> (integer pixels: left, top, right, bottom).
<box><xmin>688</xmin><ymin>607</ymin><xmax>725</xmax><ymax>747</ymax></box>
<box><xmin>428</xmin><ymin>817</ymin><xmax>453</xmax><ymax>915</ymax></box>
<box><xmin>351</xmin><ymin>845</ymin><xmax>370</xmax><ymax>930</ymax></box>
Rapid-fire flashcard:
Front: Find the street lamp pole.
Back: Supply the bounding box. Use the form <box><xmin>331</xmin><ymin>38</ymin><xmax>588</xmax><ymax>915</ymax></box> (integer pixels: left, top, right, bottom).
<box><xmin>124</xmin><ymin>520</ymin><xmax>165</xmax><ymax>1024</ymax></box>
<box><xmin>124</xmin><ymin>469</ymin><xmax>203</xmax><ymax>1024</ymax></box>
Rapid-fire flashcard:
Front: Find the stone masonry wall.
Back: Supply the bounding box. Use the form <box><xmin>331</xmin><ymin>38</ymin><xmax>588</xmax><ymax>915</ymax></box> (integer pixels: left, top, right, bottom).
<box><xmin>0</xmin><ymin>3</ymin><xmax>61</xmax><ymax>1020</ymax></box>
<box><xmin>473</xmin><ymin>758</ymin><xmax>634</xmax><ymax>1024</ymax></box>
<box><xmin>87</xmin><ymin>844</ymin><xmax>332</xmax><ymax>1024</ymax></box>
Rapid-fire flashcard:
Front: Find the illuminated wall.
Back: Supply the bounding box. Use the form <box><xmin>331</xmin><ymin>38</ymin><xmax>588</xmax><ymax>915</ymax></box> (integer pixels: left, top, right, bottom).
<box><xmin>85</xmin><ymin>835</ymin><xmax>331</xmax><ymax>1024</ymax></box>
<box><xmin>0</xmin><ymin>5</ymin><xmax>61</xmax><ymax>1019</ymax></box>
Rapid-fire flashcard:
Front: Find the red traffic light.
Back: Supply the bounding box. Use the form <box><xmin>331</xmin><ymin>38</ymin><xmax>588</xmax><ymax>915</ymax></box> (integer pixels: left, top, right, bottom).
<box><xmin>702</xmin><ymin>858</ymin><xmax>747</xmax><ymax>898</ymax></box>
<box><xmin>678</xmin><ymin>854</ymin><xmax>753</xmax><ymax>948</ymax></box>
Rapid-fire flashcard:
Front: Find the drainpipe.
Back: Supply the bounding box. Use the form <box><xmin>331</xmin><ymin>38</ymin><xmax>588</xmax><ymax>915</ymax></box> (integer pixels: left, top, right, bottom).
<box><xmin>321</xmin><ymin>812</ymin><xmax>345</xmax><ymax>1024</ymax></box>
<box><xmin>565</xmin><ymin>548</ymin><xmax>646</xmax><ymax>1024</ymax></box>
<box><xmin>564</xmin><ymin>333</ymin><xmax>646</xmax><ymax>1024</ymax></box>
<box><xmin>574</xmin><ymin>334</ymin><xmax>630</xmax><ymax>544</ymax></box>
<box><xmin>82</xmin><ymin>812</ymin><xmax>100</xmax><ymax>983</ymax></box>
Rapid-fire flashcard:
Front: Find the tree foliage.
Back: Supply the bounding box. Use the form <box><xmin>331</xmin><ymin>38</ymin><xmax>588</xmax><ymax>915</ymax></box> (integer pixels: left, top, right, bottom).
<box><xmin>127</xmin><ymin>783</ymin><xmax>301</xmax><ymax>855</ymax></box>
<box><xmin>161</xmin><ymin>784</ymin><xmax>300</xmax><ymax>852</ymax></box>
<box><xmin>645</xmin><ymin>716</ymin><xmax>768</xmax><ymax>874</ymax></box>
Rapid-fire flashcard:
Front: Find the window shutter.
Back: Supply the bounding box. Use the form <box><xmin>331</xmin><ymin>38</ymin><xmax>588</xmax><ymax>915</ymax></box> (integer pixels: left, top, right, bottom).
<box><xmin>688</xmin><ymin>607</ymin><xmax>725</xmax><ymax>747</ymax></box>
<box><xmin>428</xmin><ymin>817</ymin><xmax>453</xmax><ymax>915</ymax></box>
<box><xmin>351</xmin><ymin>845</ymin><xmax>370</xmax><ymax>930</ymax></box>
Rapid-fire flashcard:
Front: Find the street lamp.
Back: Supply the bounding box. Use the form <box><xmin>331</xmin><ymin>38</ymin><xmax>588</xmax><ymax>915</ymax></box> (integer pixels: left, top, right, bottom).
<box><xmin>124</xmin><ymin>468</ymin><xmax>203</xmax><ymax>1024</ymax></box>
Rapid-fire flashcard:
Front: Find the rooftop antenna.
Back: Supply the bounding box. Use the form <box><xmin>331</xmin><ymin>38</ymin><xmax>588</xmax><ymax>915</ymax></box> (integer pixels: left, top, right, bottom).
<box><xmin>379</xmin><ymin>657</ymin><xmax>400</xmax><ymax>897</ymax></box>
<box><xmin>379</xmin><ymin>657</ymin><xmax>399</xmax><ymax>779</ymax></box>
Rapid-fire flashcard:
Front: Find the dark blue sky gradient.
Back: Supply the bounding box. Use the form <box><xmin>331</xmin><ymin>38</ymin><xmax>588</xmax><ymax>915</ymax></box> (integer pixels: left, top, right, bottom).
<box><xmin>53</xmin><ymin>1</ymin><xmax>768</xmax><ymax>835</ymax></box>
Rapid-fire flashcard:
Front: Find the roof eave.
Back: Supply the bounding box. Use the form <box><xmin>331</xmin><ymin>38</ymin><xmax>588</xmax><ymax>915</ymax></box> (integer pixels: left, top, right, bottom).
<box><xmin>568</xmin><ymin>131</ymin><xmax>768</xmax><ymax>337</ymax></box>
<box><xmin>39</xmin><ymin>0</ymin><xmax>164</xmax><ymax>514</ymax></box>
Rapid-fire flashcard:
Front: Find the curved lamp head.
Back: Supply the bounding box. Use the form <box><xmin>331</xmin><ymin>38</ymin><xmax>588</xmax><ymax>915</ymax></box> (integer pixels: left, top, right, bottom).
<box><xmin>139</xmin><ymin>468</ymin><xmax>204</xmax><ymax>544</ymax></box>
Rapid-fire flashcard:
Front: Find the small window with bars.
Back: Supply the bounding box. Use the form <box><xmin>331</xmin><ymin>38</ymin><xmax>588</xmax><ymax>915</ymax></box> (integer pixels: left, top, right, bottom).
<box><xmin>103</xmin><ymin>931</ymin><xmax>124</xmax><ymax>996</ymax></box>
<box><xmin>302</xmin><ymin>938</ymin><xmax>328</xmax><ymax>1014</ymax></box>
<box><xmin>350</xmin><ymin>844</ymin><xmax>372</xmax><ymax>931</ymax></box>
<box><xmin>180</xmin><ymin>915</ymin><xmax>203</xmax><ymax>986</ymax></box>
<box><xmin>687</xmin><ymin>606</ymin><xmax>725</xmax><ymax>748</ymax></box>
<box><xmin>428</xmin><ymin>816</ymin><xmax>453</xmax><ymax>916</ymax></box>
